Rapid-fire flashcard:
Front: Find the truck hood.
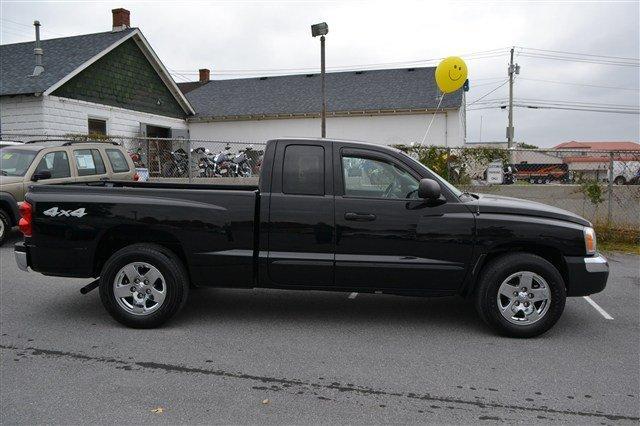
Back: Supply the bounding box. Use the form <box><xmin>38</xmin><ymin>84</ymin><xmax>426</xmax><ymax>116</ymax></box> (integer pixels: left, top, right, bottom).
<box><xmin>474</xmin><ymin>193</ymin><xmax>591</xmax><ymax>227</ymax></box>
<box><xmin>0</xmin><ymin>175</ymin><xmax>22</xmax><ymax>185</ymax></box>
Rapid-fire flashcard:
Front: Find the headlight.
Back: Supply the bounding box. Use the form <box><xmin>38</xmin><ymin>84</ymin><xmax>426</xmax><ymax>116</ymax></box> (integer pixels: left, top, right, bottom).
<box><xmin>584</xmin><ymin>227</ymin><xmax>597</xmax><ymax>255</ymax></box>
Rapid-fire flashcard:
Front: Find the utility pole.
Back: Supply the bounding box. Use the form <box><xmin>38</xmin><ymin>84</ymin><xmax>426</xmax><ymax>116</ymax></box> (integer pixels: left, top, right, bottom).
<box><xmin>320</xmin><ymin>35</ymin><xmax>326</xmax><ymax>138</ymax></box>
<box><xmin>506</xmin><ymin>47</ymin><xmax>519</xmax><ymax>148</ymax></box>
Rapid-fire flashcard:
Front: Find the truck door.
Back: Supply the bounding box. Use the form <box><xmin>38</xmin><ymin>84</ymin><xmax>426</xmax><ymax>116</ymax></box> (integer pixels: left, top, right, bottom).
<box><xmin>333</xmin><ymin>146</ymin><xmax>474</xmax><ymax>293</ymax></box>
<box><xmin>266</xmin><ymin>140</ymin><xmax>334</xmax><ymax>286</ymax></box>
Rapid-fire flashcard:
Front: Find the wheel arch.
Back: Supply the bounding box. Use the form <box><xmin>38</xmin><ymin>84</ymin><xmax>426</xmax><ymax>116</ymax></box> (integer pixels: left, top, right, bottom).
<box><xmin>0</xmin><ymin>192</ymin><xmax>19</xmax><ymax>225</ymax></box>
<box><xmin>93</xmin><ymin>226</ymin><xmax>189</xmax><ymax>279</ymax></box>
<box><xmin>463</xmin><ymin>243</ymin><xmax>569</xmax><ymax>298</ymax></box>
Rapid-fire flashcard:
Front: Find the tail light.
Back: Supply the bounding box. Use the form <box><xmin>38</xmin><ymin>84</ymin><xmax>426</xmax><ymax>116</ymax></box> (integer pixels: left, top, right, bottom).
<box><xmin>133</xmin><ymin>172</ymin><xmax>139</xmax><ymax>181</ymax></box>
<box><xmin>18</xmin><ymin>201</ymin><xmax>33</xmax><ymax>237</ymax></box>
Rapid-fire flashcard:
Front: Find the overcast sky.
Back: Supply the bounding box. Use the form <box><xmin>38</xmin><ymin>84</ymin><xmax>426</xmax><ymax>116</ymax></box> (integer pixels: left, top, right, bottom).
<box><xmin>1</xmin><ymin>0</ymin><xmax>638</xmax><ymax>147</ymax></box>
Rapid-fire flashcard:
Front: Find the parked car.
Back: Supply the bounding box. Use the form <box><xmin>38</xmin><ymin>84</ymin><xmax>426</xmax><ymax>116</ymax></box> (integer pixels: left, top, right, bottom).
<box><xmin>14</xmin><ymin>138</ymin><xmax>608</xmax><ymax>337</ymax></box>
<box><xmin>0</xmin><ymin>140</ymin><xmax>24</xmax><ymax>149</ymax></box>
<box><xmin>0</xmin><ymin>140</ymin><xmax>136</xmax><ymax>245</ymax></box>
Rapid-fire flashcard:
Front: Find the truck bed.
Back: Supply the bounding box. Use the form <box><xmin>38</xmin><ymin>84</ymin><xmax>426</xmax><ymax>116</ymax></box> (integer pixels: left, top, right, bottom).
<box><xmin>24</xmin><ymin>180</ymin><xmax>259</xmax><ymax>287</ymax></box>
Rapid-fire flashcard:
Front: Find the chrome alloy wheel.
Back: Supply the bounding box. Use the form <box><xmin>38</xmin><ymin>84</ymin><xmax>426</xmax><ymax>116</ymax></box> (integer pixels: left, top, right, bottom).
<box><xmin>496</xmin><ymin>271</ymin><xmax>551</xmax><ymax>325</ymax></box>
<box><xmin>113</xmin><ymin>262</ymin><xmax>166</xmax><ymax>316</ymax></box>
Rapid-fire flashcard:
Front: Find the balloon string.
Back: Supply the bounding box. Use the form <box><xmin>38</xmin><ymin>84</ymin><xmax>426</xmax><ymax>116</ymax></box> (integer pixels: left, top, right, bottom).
<box><xmin>419</xmin><ymin>92</ymin><xmax>445</xmax><ymax>146</ymax></box>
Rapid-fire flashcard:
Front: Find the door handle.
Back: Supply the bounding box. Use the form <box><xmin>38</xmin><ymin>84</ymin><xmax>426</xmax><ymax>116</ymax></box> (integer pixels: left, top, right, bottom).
<box><xmin>344</xmin><ymin>212</ymin><xmax>376</xmax><ymax>221</ymax></box>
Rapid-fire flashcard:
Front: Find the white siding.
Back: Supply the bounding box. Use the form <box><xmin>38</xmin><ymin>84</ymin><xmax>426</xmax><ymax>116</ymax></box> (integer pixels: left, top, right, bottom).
<box><xmin>1</xmin><ymin>95</ymin><xmax>187</xmax><ymax>138</ymax></box>
<box><xmin>0</xmin><ymin>95</ymin><xmax>46</xmax><ymax>135</ymax></box>
<box><xmin>188</xmin><ymin>111</ymin><xmax>464</xmax><ymax>146</ymax></box>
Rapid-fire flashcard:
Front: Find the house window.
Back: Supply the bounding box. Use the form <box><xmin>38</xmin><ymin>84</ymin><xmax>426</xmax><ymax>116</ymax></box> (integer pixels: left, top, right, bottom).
<box><xmin>88</xmin><ymin>118</ymin><xmax>107</xmax><ymax>136</ymax></box>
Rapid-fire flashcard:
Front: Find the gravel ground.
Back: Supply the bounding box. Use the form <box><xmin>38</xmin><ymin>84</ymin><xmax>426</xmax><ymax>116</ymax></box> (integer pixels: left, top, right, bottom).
<box><xmin>1</xmin><ymin>229</ymin><xmax>638</xmax><ymax>424</ymax></box>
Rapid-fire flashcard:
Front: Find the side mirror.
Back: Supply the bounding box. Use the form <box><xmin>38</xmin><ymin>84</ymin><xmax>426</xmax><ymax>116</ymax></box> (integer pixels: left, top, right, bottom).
<box><xmin>418</xmin><ymin>178</ymin><xmax>441</xmax><ymax>200</ymax></box>
<box><xmin>31</xmin><ymin>170</ymin><xmax>52</xmax><ymax>182</ymax></box>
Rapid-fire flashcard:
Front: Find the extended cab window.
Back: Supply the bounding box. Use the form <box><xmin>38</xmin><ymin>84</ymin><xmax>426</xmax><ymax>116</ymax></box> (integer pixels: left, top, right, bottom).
<box><xmin>342</xmin><ymin>156</ymin><xmax>419</xmax><ymax>199</ymax></box>
<box><xmin>35</xmin><ymin>151</ymin><xmax>71</xmax><ymax>179</ymax></box>
<box><xmin>74</xmin><ymin>149</ymin><xmax>106</xmax><ymax>176</ymax></box>
<box><xmin>105</xmin><ymin>149</ymin><xmax>130</xmax><ymax>173</ymax></box>
<box><xmin>282</xmin><ymin>145</ymin><xmax>324</xmax><ymax>195</ymax></box>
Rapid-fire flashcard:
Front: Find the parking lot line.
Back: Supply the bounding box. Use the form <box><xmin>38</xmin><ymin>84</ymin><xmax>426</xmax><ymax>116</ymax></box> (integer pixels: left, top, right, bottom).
<box><xmin>583</xmin><ymin>296</ymin><xmax>614</xmax><ymax>320</ymax></box>
<box><xmin>348</xmin><ymin>292</ymin><xmax>358</xmax><ymax>299</ymax></box>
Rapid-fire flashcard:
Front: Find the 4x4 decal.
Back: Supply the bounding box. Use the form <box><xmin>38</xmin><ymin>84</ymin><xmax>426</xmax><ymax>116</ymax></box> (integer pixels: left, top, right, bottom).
<box><xmin>43</xmin><ymin>207</ymin><xmax>87</xmax><ymax>218</ymax></box>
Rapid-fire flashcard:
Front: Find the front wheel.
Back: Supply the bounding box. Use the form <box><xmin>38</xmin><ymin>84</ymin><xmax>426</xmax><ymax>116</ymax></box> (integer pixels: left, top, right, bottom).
<box><xmin>474</xmin><ymin>253</ymin><xmax>566</xmax><ymax>338</ymax></box>
<box><xmin>99</xmin><ymin>244</ymin><xmax>189</xmax><ymax>328</ymax></box>
<box><xmin>0</xmin><ymin>209</ymin><xmax>10</xmax><ymax>247</ymax></box>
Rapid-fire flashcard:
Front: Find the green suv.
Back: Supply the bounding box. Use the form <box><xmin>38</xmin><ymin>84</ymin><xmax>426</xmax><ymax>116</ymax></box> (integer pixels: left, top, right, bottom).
<box><xmin>0</xmin><ymin>140</ymin><xmax>136</xmax><ymax>245</ymax></box>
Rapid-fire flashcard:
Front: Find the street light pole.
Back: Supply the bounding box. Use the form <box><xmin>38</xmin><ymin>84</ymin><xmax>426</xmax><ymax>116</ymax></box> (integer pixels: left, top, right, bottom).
<box><xmin>320</xmin><ymin>34</ymin><xmax>326</xmax><ymax>138</ymax></box>
<box><xmin>311</xmin><ymin>22</ymin><xmax>329</xmax><ymax>138</ymax></box>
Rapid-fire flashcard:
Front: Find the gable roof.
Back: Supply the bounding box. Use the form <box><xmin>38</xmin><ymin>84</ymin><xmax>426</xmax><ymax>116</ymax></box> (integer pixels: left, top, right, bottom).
<box><xmin>554</xmin><ymin>141</ymin><xmax>640</xmax><ymax>151</ymax></box>
<box><xmin>1</xmin><ymin>28</ymin><xmax>194</xmax><ymax>115</ymax></box>
<box><xmin>185</xmin><ymin>67</ymin><xmax>463</xmax><ymax>121</ymax></box>
<box><xmin>177</xmin><ymin>81</ymin><xmax>210</xmax><ymax>94</ymax></box>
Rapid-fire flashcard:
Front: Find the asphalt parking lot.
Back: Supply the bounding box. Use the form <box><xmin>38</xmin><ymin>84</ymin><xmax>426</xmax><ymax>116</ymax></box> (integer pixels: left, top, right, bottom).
<box><xmin>1</xmin><ymin>229</ymin><xmax>638</xmax><ymax>425</ymax></box>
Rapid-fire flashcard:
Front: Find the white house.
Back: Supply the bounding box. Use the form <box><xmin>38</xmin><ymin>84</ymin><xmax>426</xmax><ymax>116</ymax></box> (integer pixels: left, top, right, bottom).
<box><xmin>0</xmin><ymin>9</ymin><xmax>193</xmax><ymax>140</ymax></box>
<box><xmin>181</xmin><ymin>67</ymin><xmax>467</xmax><ymax>147</ymax></box>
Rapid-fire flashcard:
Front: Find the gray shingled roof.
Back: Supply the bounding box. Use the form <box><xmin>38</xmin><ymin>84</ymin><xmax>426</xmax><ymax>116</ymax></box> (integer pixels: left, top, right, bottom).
<box><xmin>1</xmin><ymin>29</ymin><xmax>136</xmax><ymax>96</ymax></box>
<box><xmin>186</xmin><ymin>67</ymin><xmax>463</xmax><ymax>119</ymax></box>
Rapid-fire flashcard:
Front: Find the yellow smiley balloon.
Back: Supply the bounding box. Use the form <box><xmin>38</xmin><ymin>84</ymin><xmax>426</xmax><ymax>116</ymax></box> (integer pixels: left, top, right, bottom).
<box><xmin>435</xmin><ymin>56</ymin><xmax>468</xmax><ymax>94</ymax></box>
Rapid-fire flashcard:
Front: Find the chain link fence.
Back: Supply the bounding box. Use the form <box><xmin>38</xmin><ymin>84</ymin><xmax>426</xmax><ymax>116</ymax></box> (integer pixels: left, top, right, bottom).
<box><xmin>396</xmin><ymin>144</ymin><xmax>640</xmax><ymax>227</ymax></box>
<box><xmin>2</xmin><ymin>133</ymin><xmax>638</xmax><ymax>227</ymax></box>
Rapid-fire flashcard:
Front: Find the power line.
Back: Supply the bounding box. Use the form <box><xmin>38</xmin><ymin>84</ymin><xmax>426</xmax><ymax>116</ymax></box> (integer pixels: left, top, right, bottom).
<box><xmin>168</xmin><ymin>48</ymin><xmax>510</xmax><ymax>76</ymax></box>
<box><xmin>518</xmin><ymin>77</ymin><xmax>640</xmax><ymax>92</ymax></box>
<box><xmin>517</xmin><ymin>52</ymin><xmax>639</xmax><ymax>67</ymax></box>
<box><xmin>468</xmin><ymin>104</ymin><xmax>639</xmax><ymax>114</ymax></box>
<box><xmin>0</xmin><ymin>18</ymin><xmax>66</xmax><ymax>37</ymax></box>
<box><xmin>516</xmin><ymin>46</ymin><xmax>639</xmax><ymax>62</ymax></box>
<box><xmin>467</xmin><ymin>79</ymin><xmax>510</xmax><ymax>106</ymax></box>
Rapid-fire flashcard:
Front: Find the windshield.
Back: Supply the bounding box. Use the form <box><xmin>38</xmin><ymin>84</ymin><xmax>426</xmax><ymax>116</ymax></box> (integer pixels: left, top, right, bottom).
<box><xmin>397</xmin><ymin>150</ymin><xmax>464</xmax><ymax>198</ymax></box>
<box><xmin>0</xmin><ymin>149</ymin><xmax>37</xmax><ymax>177</ymax></box>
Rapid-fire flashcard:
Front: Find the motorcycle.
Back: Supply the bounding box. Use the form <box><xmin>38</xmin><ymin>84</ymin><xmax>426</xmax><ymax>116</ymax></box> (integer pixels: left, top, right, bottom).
<box><xmin>232</xmin><ymin>146</ymin><xmax>255</xmax><ymax>177</ymax></box>
<box><xmin>192</xmin><ymin>147</ymin><xmax>216</xmax><ymax>177</ymax></box>
<box><xmin>161</xmin><ymin>148</ymin><xmax>189</xmax><ymax>177</ymax></box>
<box><xmin>213</xmin><ymin>144</ymin><xmax>235</xmax><ymax>177</ymax></box>
<box><xmin>128</xmin><ymin>147</ymin><xmax>145</xmax><ymax>168</ymax></box>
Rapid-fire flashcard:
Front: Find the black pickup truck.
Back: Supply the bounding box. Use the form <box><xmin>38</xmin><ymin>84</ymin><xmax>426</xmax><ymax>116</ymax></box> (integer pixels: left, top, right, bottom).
<box><xmin>14</xmin><ymin>138</ymin><xmax>608</xmax><ymax>337</ymax></box>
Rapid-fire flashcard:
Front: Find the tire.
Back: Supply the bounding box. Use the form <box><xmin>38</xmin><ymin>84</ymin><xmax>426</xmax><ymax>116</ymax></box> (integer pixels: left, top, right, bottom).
<box><xmin>474</xmin><ymin>253</ymin><xmax>566</xmax><ymax>338</ymax></box>
<box><xmin>0</xmin><ymin>209</ymin><xmax>11</xmax><ymax>247</ymax></box>
<box><xmin>99</xmin><ymin>244</ymin><xmax>189</xmax><ymax>328</ymax></box>
<box><xmin>613</xmin><ymin>176</ymin><xmax>626</xmax><ymax>185</ymax></box>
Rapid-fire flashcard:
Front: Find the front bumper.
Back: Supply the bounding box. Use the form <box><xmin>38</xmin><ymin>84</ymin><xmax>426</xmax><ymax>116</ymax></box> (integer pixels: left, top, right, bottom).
<box><xmin>564</xmin><ymin>253</ymin><xmax>609</xmax><ymax>296</ymax></box>
<box><xmin>14</xmin><ymin>242</ymin><xmax>29</xmax><ymax>272</ymax></box>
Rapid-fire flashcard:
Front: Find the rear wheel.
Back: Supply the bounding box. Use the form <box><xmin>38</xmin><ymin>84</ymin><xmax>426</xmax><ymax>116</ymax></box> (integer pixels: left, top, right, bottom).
<box><xmin>475</xmin><ymin>253</ymin><xmax>566</xmax><ymax>338</ymax></box>
<box><xmin>0</xmin><ymin>209</ymin><xmax>10</xmax><ymax>246</ymax></box>
<box><xmin>99</xmin><ymin>244</ymin><xmax>189</xmax><ymax>328</ymax></box>
<box><xmin>613</xmin><ymin>176</ymin><xmax>626</xmax><ymax>185</ymax></box>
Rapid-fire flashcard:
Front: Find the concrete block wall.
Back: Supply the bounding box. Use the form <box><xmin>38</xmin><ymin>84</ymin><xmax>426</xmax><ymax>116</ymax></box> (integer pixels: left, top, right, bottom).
<box><xmin>1</xmin><ymin>95</ymin><xmax>187</xmax><ymax>139</ymax></box>
<box><xmin>188</xmin><ymin>111</ymin><xmax>464</xmax><ymax>147</ymax></box>
<box><xmin>0</xmin><ymin>95</ymin><xmax>46</xmax><ymax>134</ymax></box>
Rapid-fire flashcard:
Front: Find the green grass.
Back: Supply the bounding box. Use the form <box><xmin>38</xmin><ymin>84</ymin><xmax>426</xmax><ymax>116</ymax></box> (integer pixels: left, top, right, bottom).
<box><xmin>600</xmin><ymin>241</ymin><xmax>640</xmax><ymax>255</ymax></box>
<box><xmin>595</xmin><ymin>223</ymin><xmax>640</xmax><ymax>255</ymax></box>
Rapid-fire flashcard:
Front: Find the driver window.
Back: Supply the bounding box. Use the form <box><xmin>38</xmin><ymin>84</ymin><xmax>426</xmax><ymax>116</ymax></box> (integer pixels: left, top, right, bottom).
<box><xmin>35</xmin><ymin>151</ymin><xmax>71</xmax><ymax>179</ymax></box>
<box><xmin>342</xmin><ymin>156</ymin><xmax>419</xmax><ymax>199</ymax></box>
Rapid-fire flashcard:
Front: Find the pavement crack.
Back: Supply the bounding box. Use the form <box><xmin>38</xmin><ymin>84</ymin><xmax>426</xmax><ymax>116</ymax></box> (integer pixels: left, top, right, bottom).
<box><xmin>1</xmin><ymin>343</ymin><xmax>638</xmax><ymax>422</ymax></box>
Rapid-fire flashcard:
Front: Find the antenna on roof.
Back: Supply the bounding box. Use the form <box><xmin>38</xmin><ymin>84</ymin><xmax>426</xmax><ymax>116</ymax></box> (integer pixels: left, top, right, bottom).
<box><xmin>32</xmin><ymin>21</ymin><xmax>44</xmax><ymax>77</ymax></box>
